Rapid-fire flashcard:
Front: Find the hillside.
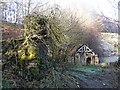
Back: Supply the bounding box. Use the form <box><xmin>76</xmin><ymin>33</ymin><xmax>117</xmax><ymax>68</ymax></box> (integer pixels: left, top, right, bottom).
<box><xmin>97</xmin><ymin>14</ymin><xmax>118</xmax><ymax>33</ymax></box>
<box><xmin>99</xmin><ymin>32</ymin><xmax>119</xmax><ymax>56</ymax></box>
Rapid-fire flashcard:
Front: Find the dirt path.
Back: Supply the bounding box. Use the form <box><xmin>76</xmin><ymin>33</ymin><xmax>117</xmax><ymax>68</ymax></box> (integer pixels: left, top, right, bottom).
<box><xmin>65</xmin><ymin>65</ymin><xmax>119</xmax><ymax>88</ymax></box>
<box><xmin>80</xmin><ymin>67</ymin><xmax>118</xmax><ymax>88</ymax></box>
<box><xmin>2</xmin><ymin>64</ymin><xmax>119</xmax><ymax>88</ymax></box>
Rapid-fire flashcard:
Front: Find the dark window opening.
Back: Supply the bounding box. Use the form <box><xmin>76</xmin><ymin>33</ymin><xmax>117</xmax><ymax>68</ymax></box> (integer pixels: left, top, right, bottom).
<box><xmin>86</xmin><ymin>57</ymin><xmax>91</xmax><ymax>65</ymax></box>
<box><xmin>87</xmin><ymin>49</ymin><xmax>89</xmax><ymax>51</ymax></box>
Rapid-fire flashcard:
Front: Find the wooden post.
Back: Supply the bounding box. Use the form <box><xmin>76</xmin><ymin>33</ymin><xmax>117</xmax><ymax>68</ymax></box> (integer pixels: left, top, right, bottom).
<box><xmin>79</xmin><ymin>53</ymin><xmax>81</xmax><ymax>65</ymax></box>
<box><xmin>91</xmin><ymin>55</ymin><xmax>93</xmax><ymax>65</ymax></box>
<box><xmin>84</xmin><ymin>52</ymin><xmax>86</xmax><ymax>65</ymax></box>
<box><xmin>74</xmin><ymin>54</ymin><xmax>75</xmax><ymax>65</ymax></box>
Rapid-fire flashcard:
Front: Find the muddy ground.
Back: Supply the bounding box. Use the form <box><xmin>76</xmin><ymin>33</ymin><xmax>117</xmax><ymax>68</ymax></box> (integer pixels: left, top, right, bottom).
<box><xmin>2</xmin><ymin>64</ymin><xmax>120</xmax><ymax>88</ymax></box>
<box><xmin>65</xmin><ymin>64</ymin><xmax>119</xmax><ymax>88</ymax></box>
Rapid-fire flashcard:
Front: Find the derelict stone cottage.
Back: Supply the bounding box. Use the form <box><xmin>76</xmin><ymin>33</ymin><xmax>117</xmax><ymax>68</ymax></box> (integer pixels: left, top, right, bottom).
<box><xmin>68</xmin><ymin>44</ymin><xmax>99</xmax><ymax>65</ymax></box>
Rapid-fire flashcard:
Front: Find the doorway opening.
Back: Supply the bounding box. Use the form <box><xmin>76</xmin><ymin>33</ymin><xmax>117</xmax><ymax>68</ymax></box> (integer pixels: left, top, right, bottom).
<box><xmin>86</xmin><ymin>57</ymin><xmax>91</xmax><ymax>65</ymax></box>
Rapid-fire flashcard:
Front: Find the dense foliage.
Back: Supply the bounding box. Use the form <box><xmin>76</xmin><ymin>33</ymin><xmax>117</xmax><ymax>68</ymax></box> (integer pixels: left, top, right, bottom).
<box><xmin>2</xmin><ymin>9</ymin><xmax>79</xmax><ymax>88</ymax></box>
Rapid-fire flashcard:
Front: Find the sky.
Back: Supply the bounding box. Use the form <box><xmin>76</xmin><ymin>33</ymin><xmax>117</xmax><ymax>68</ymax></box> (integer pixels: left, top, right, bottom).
<box><xmin>30</xmin><ymin>0</ymin><xmax>118</xmax><ymax>20</ymax></box>
<box><xmin>3</xmin><ymin>0</ymin><xmax>119</xmax><ymax>23</ymax></box>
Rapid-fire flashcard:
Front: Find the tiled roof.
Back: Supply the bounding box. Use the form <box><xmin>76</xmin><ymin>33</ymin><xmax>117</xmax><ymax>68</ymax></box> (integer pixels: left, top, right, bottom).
<box><xmin>2</xmin><ymin>28</ymin><xmax>24</xmax><ymax>39</ymax></box>
<box><xmin>69</xmin><ymin>44</ymin><xmax>84</xmax><ymax>56</ymax></box>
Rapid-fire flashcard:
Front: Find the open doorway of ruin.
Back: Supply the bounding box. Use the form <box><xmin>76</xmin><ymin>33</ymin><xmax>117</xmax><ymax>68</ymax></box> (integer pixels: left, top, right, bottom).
<box><xmin>86</xmin><ymin>57</ymin><xmax>91</xmax><ymax>65</ymax></box>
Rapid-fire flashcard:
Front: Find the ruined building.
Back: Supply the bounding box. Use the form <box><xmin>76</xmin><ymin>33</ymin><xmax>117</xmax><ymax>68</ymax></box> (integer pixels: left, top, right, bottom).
<box><xmin>68</xmin><ymin>44</ymin><xmax>99</xmax><ymax>65</ymax></box>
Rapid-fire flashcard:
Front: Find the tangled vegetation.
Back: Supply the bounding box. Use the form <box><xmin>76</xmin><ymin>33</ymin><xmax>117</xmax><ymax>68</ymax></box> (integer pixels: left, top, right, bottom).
<box><xmin>1</xmin><ymin>0</ymin><xmax>108</xmax><ymax>88</ymax></box>
<box><xmin>2</xmin><ymin>9</ymin><xmax>79</xmax><ymax>88</ymax></box>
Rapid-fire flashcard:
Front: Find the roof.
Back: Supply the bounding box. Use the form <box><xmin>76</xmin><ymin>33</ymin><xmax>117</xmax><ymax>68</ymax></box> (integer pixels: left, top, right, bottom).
<box><xmin>2</xmin><ymin>28</ymin><xmax>24</xmax><ymax>40</ymax></box>
<box><xmin>69</xmin><ymin>44</ymin><xmax>94</xmax><ymax>56</ymax></box>
<box><xmin>69</xmin><ymin>44</ymin><xmax>84</xmax><ymax>56</ymax></box>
